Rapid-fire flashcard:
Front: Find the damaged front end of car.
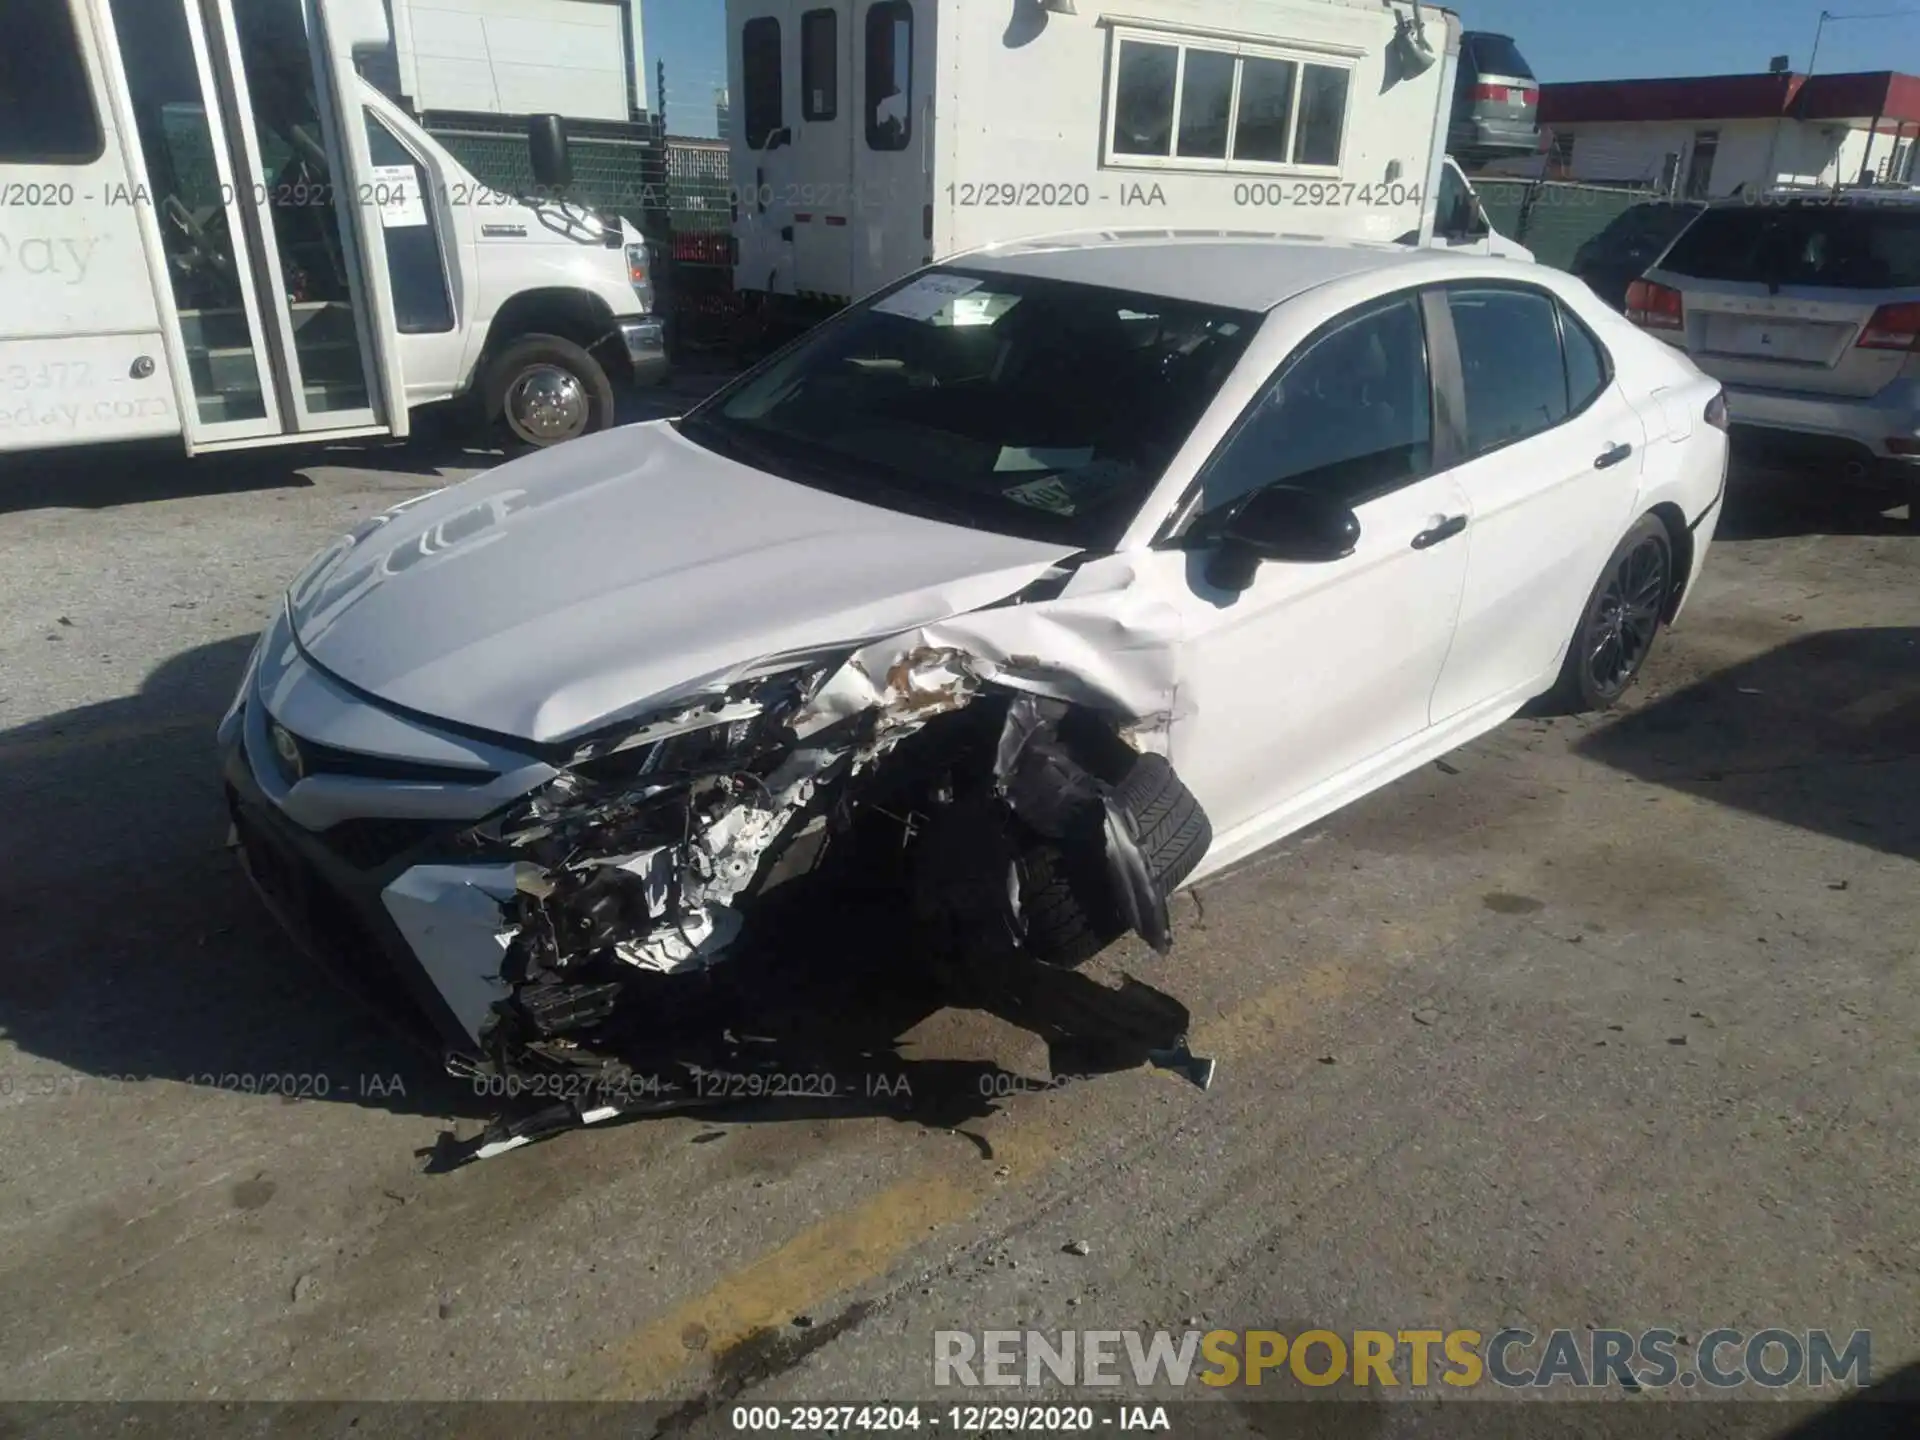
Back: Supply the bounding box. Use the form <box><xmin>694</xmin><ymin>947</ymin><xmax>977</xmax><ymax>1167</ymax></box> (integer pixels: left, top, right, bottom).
<box><xmin>419</xmin><ymin>631</ymin><xmax>1212</xmax><ymax>1112</ymax></box>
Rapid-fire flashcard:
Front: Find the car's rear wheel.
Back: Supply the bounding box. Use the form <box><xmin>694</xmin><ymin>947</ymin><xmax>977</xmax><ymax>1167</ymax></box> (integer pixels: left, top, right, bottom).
<box><xmin>1547</xmin><ymin>515</ymin><xmax>1673</xmax><ymax>714</ymax></box>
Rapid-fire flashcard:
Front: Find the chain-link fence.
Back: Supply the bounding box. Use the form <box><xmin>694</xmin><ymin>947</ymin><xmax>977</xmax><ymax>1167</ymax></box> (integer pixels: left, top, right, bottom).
<box><xmin>1474</xmin><ymin>178</ymin><xmax>1662</xmax><ymax>271</ymax></box>
<box><xmin>664</xmin><ymin>137</ymin><xmax>739</xmax><ymax>353</ymax></box>
<box><xmin>419</xmin><ymin>111</ymin><xmax>671</xmax><ymax>239</ymax></box>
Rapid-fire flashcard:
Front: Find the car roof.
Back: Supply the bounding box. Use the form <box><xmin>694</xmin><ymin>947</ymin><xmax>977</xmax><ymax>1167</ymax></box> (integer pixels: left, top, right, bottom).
<box><xmin>951</xmin><ymin>233</ymin><xmax>1436</xmax><ymax>313</ymax></box>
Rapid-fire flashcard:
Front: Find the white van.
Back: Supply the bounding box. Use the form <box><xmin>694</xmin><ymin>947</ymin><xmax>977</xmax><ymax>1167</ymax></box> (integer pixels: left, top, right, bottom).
<box><xmin>1</xmin><ymin>0</ymin><xmax>663</xmax><ymax>459</ymax></box>
<box><xmin>725</xmin><ymin>0</ymin><xmax>1527</xmax><ymax>327</ymax></box>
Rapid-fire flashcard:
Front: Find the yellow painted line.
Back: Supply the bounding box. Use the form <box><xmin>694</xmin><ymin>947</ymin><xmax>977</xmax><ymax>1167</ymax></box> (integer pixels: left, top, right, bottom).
<box><xmin>588</xmin><ymin>846</ymin><xmax>1578</xmax><ymax>1401</ymax></box>
<box><xmin>0</xmin><ymin>717</ymin><xmax>205</xmax><ymax>764</ymax></box>
<box><xmin>591</xmin><ymin>960</ymin><xmax>1363</xmax><ymax>1400</ymax></box>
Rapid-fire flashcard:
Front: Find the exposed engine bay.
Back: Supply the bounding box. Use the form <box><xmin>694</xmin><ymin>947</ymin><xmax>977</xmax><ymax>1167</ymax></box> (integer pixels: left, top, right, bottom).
<box><xmin>423</xmin><ymin>638</ymin><xmax>1215</xmax><ymax>1163</ymax></box>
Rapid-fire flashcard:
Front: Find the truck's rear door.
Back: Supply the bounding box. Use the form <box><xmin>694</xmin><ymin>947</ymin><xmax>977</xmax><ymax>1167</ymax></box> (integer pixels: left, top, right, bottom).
<box><xmin>789</xmin><ymin>2</ymin><xmax>856</xmax><ymax>303</ymax></box>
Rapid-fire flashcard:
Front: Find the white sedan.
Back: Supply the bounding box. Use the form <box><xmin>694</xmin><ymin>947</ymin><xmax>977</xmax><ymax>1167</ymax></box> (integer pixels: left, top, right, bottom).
<box><xmin>221</xmin><ymin>234</ymin><xmax>1728</xmax><ymax>1103</ymax></box>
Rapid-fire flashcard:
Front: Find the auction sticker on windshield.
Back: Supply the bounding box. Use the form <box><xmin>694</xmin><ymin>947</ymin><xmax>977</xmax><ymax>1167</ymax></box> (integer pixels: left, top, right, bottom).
<box><xmin>873</xmin><ymin>272</ymin><xmax>984</xmax><ymax>322</ymax></box>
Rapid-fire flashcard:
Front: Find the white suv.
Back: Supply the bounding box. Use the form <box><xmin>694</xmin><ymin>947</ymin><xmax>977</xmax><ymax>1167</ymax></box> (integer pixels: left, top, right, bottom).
<box><xmin>221</xmin><ymin>235</ymin><xmax>1728</xmax><ymax>1137</ymax></box>
<box><xmin>1629</xmin><ymin>193</ymin><xmax>1920</xmax><ymax>524</ymax></box>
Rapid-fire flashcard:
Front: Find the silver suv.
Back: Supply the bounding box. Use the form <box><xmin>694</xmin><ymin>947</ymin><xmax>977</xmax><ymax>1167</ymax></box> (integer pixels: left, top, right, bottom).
<box><xmin>1629</xmin><ymin>193</ymin><xmax>1920</xmax><ymax>524</ymax></box>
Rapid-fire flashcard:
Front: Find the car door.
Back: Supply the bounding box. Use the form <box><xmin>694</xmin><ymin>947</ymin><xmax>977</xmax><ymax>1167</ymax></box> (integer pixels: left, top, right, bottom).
<box><xmin>1150</xmin><ymin>292</ymin><xmax>1473</xmax><ymax>845</ymax></box>
<box><xmin>1426</xmin><ymin>283</ymin><xmax>1648</xmax><ymax>724</ymax></box>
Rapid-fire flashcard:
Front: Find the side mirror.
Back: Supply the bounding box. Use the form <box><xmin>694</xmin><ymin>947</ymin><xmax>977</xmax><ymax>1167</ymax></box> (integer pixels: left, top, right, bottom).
<box><xmin>528</xmin><ymin>113</ymin><xmax>573</xmax><ymax>192</ymax></box>
<box><xmin>1204</xmin><ymin>485</ymin><xmax>1361</xmax><ymax>592</ymax></box>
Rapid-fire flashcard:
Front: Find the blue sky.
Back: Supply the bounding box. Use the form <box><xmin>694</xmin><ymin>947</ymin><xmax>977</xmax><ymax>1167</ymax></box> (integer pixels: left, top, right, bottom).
<box><xmin>642</xmin><ymin>0</ymin><xmax>1920</xmax><ymax>137</ymax></box>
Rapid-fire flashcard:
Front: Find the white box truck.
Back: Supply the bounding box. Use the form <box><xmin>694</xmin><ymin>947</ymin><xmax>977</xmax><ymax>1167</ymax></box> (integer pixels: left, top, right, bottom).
<box><xmin>1</xmin><ymin>0</ymin><xmax>665</xmax><ymax>459</ymax></box>
<box><xmin>725</xmin><ymin>0</ymin><xmax>1525</xmax><ymax>333</ymax></box>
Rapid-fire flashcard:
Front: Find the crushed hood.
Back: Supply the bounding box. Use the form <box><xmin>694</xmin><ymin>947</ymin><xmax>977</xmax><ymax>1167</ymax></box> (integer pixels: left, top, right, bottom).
<box><xmin>288</xmin><ymin>422</ymin><xmax>1078</xmax><ymax>745</ymax></box>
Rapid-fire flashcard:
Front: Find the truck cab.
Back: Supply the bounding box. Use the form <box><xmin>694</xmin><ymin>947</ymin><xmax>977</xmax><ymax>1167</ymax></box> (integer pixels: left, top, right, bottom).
<box><xmin>0</xmin><ymin>0</ymin><xmax>662</xmax><ymax>458</ymax></box>
<box><xmin>1430</xmin><ymin>155</ymin><xmax>1534</xmax><ymax>260</ymax></box>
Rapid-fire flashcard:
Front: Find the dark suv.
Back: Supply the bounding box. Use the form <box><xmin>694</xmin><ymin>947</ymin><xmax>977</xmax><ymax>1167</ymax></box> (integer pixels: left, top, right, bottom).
<box><xmin>1449</xmin><ymin>33</ymin><xmax>1540</xmax><ymax>163</ymax></box>
<box><xmin>1571</xmin><ymin>201</ymin><xmax>1707</xmax><ymax>311</ymax></box>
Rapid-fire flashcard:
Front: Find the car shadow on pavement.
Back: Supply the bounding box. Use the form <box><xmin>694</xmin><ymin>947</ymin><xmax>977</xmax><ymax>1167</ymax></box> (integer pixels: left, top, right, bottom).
<box><xmin>1718</xmin><ymin>457</ymin><xmax>1914</xmax><ymax>541</ymax></box>
<box><xmin>2</xmin><ymin>635</ymin><xmax>1197</xmax><ymax>1151</ymax></box>
<box><xmin>1577</xmin><ymin>627</ymin><xmax>1920</xmax><ymax>864</ymax></box>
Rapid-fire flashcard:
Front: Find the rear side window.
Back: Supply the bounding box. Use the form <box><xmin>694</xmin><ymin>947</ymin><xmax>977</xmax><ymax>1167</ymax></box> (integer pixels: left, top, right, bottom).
<box><xmin>0</xmin><ymin>0</ymin><xmax>104</xmax><ymax>164</ymax></box>
<box><xmin>1561</xmin><ymin>305</ymin><xmax>1611</xmax><ymax>412</ymax></box>
<box><xmin>800</xmin><ymin>9</ymin><xmax>836</xmax><ymax>122</ymax></box>
<box><xmin>1468</xmin><ymin>35</ymin><xmax>1535</xmax><ymax>80</ymax></box>
<box><xmin>1202</xmin><ymin>295</ymin><xmax>1433</xmax><ymax>512</ymax></box>
<box><xmin>1660</xmin><ymin>205</ymin><xmax>1920</xmax><ymax>290</ymax></box>
<box><xmin>742</xmin><ymin>17</ymin><xmax>782</xmax><ymax>150</ymax></box>
<box><xmin>1448</xmin><ymin>288</ymin><xmax>1569</xmax><ymax>456</ymax></box>
<box><xmin>865</xmin><ymin>0</ymin><xmax>913</xmax><ymax>151</ymax></box>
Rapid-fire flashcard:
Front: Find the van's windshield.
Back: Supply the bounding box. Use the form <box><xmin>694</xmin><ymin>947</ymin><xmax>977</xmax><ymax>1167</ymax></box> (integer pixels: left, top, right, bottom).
<box><xmin>678</xmin><ymin>269</ymin><xmax>1260</xmax><ymax>548</ymax></box>
<box><xmin>1659</xmin><ymin>204</ymin><xmax>1920</xmax><ymax>290</ymax></box>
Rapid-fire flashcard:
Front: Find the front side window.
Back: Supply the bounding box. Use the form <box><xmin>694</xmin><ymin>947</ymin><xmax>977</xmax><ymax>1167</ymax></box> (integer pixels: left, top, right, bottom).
<box><xmin>801</xmin><ymin>9</ymin><xmax>837</xmax><ymax>122</ymax></box>
<box><xmin>1</xmin><ymin>0</ymin><xmax>104</xmax><ymax>163</ymax></box>
<box><xmin>1107</xmin><ymin>33</ymin><xmax>1351</xmax><ymax>172</ymax></box>
<box><xmin>865</xmin><ymin>1</ymin><xmax>912</xmax><ymax>151</ymax></box>
<box><xmin>1448</xmin><ymin>287</ymin><xmax>1570</xmax><ymax>456</ymax></box>
<box><xmin>742</xmin><ymin>17</ymin><xmax>782</xmax><ymax>150</ymax></box>
<box><xmin>366</xmin><ymin>112</ymin><xmax>453</xmax><ymax>334</ymax></box>
<box><xmin>679</xmin><ymin>269</ymin><xmax>1258</xmax><ymax>548</ymax></box>
<box><xmin>1200</xmin><ymin>295</ymin><xmax>1433</xmax><ymax>514</ymax></box>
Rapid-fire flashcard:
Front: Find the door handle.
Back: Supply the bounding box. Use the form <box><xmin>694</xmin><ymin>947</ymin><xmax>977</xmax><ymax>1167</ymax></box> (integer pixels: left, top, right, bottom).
<box><xmin>1410</xmin><ymin>515</ymin><xmax>1468</xmax><ymax>550</ymax></box>
<box><xmin>1594</xmin><ymin>441</ymin><xmax>1634</xmax><ymax>469</ymax></box>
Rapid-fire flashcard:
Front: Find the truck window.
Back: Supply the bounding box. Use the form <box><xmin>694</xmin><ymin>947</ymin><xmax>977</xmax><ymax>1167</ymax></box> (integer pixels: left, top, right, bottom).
<box><xmin>801</xmin><ymin>10</ymin><xmax>837</xmax><ymax>122</ymax></box>
<box><xmin>1113</xmin><ymin>41</ymin><xmax>1178</xmax><ymax>157</ymax></box>
<box><xmin>1293</xmin><ymin>64</ymin><xmax>1350</xmax><ymax>167</ymax></box>
<box><xmin>366</xmin><ymin>113</ymin><xmax>453</xmax><ymax>335</ymax></box>
<box><xmin>742</xmin><ymin>17</ymin><xmax>782</xmax><ymax>150</ymax></box>
<box><xmin>865</xmin><ymin>1</ymin><xmax>912</xmax><ymax>151</ymax></box>
<box><xmin>1</xmin><ymin>0</ymin><xmax>104</xmax><ymax>163</ymax></box>
<box><xmin>1109</xmin><ymin>33</ymin><xmax>1352</xmax><ymax>173</ymax></box>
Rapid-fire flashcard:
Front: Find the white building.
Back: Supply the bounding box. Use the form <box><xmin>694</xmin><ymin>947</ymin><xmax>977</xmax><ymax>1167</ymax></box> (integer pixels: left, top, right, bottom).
<box><xmin>1533</xmin><ymin>70</ymin><xmax>1919</xmax><ymax>196</ymax></box>
<box><xmin>380</xmin><ymin>0</ymin><xmax>648</xmax><ymax>121</ymax></box>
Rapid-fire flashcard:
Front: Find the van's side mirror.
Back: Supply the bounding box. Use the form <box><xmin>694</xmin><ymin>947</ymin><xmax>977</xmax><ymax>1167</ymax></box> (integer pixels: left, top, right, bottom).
<box><xmin>529</xmin><ymin>113</ymin><xmax>573</xmax><ymax>192</ymax></box>
<box><xmin>1446</xmin><ymin>190</ymin><xmax>1489</xmax><ymax>239</ymax></box>
<box><xmin>1204</xmin><ymin>485</ymin><xmax>1361</xmax><ymax>592</ymax></box>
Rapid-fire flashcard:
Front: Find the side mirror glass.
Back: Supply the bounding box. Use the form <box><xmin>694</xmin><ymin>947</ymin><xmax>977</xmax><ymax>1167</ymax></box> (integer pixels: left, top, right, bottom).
<box><xmin>1204</xmin><ymin>485</ymin><xmax>1361</xmax><ymax>591</ymax></box>
<box><xmin>528</xmin><ymin>113</ymin><xmax>573</xmax><ymax>191</ymax></box>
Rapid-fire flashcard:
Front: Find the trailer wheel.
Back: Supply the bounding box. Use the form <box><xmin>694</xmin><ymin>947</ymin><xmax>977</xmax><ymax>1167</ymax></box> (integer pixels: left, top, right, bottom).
<box><xmin>483</xmin><ymin>334</ymin><xmax>616</xmax><ymax>450</ymax></box>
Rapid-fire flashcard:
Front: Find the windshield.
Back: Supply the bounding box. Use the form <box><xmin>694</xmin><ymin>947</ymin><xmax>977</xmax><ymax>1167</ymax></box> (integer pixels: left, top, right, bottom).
<box><xmin>678</xmin><ymin>269</ymin><xmax>1259</xmax><ymax>548</ymax></box>
<box><xmin>1659</xmin><ymin>204</ymin><xmax>1920</xmax><ymax>289</ymax></box>
<box><xmin>1467</xmin><ymin>35</ymin><xmax>1535</xmax><ymax>80</ymax></box>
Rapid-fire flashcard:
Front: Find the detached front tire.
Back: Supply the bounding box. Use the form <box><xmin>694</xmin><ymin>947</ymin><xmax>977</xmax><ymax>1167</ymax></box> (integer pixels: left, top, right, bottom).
<box><xmin>1546</xmin><ymin>514</ymin><xmax>1673</xmax><ymax>714</ymax></box>
<box><xmin>1020</xmin><ymin>753</ymin><xmax>1211</xmax><ymax>969</ymax></box>
<box><xmin>483</xmin><ymin>333</ymin><xmax>616</xmax><ymax>451</ymax></box>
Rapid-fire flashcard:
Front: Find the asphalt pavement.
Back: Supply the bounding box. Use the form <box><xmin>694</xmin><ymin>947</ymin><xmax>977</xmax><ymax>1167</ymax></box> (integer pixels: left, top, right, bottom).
<box><xmin>0</xmin><ymin>407</ymin><xmax>1915</xmax><ymax>1436</ymax></box>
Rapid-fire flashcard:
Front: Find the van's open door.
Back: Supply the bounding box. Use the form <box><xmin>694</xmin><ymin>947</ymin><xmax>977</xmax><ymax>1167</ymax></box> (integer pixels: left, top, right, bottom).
<box><xmin>93</xmin><ymin>0</ymin><xmax>406</xmax><ymax>452</ymax></box>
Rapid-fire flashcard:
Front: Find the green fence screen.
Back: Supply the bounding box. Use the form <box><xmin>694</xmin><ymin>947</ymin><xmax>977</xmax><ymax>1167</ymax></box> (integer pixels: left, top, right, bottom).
<box><xmin>1474</xmin><ymin>178</ymin><xmax>1661</xmax><ymax>271</ymax></box>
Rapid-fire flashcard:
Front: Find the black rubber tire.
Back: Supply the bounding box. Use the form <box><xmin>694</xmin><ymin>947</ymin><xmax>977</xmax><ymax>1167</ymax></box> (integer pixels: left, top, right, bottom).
<box><xmin>1545</xmin><ymin>514</ymin><xmax>1673</xmax><ymax>715</ymax></box>
<box><xmin>482</xmin><ymin>333</ymin><xmax>617</xmax><ymax>451</ymax></box>
<box><xmin>1020</xmin><ymin>752</ymin><xmax>1211</xmax><ymax>969</ymax></box>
